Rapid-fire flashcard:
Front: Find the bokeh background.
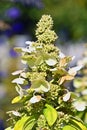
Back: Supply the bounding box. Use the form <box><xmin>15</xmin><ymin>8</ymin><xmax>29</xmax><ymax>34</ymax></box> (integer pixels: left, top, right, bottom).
<box><xmin>0</xmin><ymin>0</ymin><xmax>87</xmax><ymax>129</ymax></box>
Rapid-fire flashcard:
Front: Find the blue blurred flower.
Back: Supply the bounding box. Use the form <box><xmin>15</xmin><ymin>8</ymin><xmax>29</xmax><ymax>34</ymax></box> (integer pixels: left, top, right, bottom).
<box><xmin>10</xmin><ymin>0</ymin><xmax>44</xmax><ymax>9</ymax></box>
<box><xmin>0</xmin><ymin>71</ymin><xmax>7</xmax><ymax>81</ymax></box>
<box><xmin>5</xmin><ymin>7</ymin><xmax>21</xmax><ymax>19</ymax></box>
<box><xmin>12</xmin><ymin>22</ymin><xmax>24</xmax><ymax>34</ymax></box>
<box><xmin>9</xmin><ymin>48</ymin><xmax>18</xmax><ymax>58</ymax></box>
<box><xmin>0</xmin><ymin>36</ymin><xmax>6</xmax><ymax>45</ymax></box>
<box><xmin>4</xmin><ymin>29</ymin><xmax>13</xmax><ymax>37</ymax></box>
<box><xmin>0</xmin><ymin>119</ymin><xmax>4</xmax><ymax>130</ymax></box>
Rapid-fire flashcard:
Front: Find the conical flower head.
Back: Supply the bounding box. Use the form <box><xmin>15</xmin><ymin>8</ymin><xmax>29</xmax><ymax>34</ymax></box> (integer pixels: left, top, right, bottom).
<box><xmin>36</xmin><ymin>15</ymin><xmax>58</xmax><ymax>44</ymax></box>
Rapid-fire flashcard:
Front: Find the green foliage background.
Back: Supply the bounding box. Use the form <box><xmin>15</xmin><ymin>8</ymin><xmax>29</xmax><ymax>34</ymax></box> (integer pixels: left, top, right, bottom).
<box><xmin>0</xmin><ymin>0</ymin><xmax>87</xmax><ymax>40</ymax></box>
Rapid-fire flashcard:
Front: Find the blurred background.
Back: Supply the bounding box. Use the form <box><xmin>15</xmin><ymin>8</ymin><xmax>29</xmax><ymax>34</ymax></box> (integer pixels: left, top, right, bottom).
<box><xmin>0</xmin><ymin>0</ymin><xmax>87</xmax><ymax>129</ymax></box>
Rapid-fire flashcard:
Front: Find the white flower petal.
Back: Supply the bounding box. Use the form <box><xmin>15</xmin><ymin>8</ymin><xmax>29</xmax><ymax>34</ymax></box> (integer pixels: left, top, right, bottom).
<box><xmin>59</xmin><ymin>51</ymin><xmax>65</xmax><ymax>58</ymax></box>
<box><xmin>29</xmin><ymin>46</ymin><xmax>36</xmax><ymax>52</ymax></box>
<box><xmin>21</xmin><ymin>60</ymin><xmax>27</xmax><ymax>64</ymax></box>
<box><xmin>78</xmin><ymin>57</ymin><xmax>87</xmax><ymax>66</ymax></box>
<box><xmin>45</xmin><ymin>59</ymin><xmax>57</xmax><ymax>66</ymax></box>
<box><xmin>50</xmin><ymin>68</ymin><xmax>57</xmax><ymax>71</ymax></box>
<box><xmin>25</xmin><ymin>41</ymin><xmax>32</xmax><ymax>45</ymax></box>
<box><xmin>29</xmin><ymin>95</ymin><xmax>42</xmax><ymax>103</ymax></box>
<box><xmin>12</xmin><ymin>78</ymin><xmax>25</xmax><ymax>84</ymax></box>
<box><xmin>81</xmin><ymin>89</ymin><xmax>87</xmax><ymax>95</ymax></box>
<box><xmin>22</xmin><ymin>48</ymin><xmax>31</xmax><ymax>53</ymax></box>
<box><xmin>71</xmin><ymin>56</ymin><xmax>75</xmax><ymax>61</ymax></box>
<box><xmin>12</xmin><ymin>70</ymin><xmax>23</xmax><ymax>75</ymax></box>
<box><xmin>20</xmin><ymin>72</ymin><xmax>26</xmax><ymax>78</ymax></box>
<box><xmin>68</xmin><ymin>65</ymin><xmax>83</xmax><ymax>76</ymax></box>
<box><xmin>34</xmin><ymin>84</ymin><xmax>50</xmax><ymax>92</ymax></box>
<box><xmin>36</xmin><ymin>45</ymin><xmax>42</xmax><ymax>49</ymax></box>
<box><xmin>73</xmin><ymin>101</ymin><xmax>86</xmax><ymax>111</ymax></box>
<box><xmin>63</xmin><ymin>92</ymin><xmax>71</xmax><ymax>102</ymax></box>
<box><xmin>12</xmin><ymin>111</ymin><xmax>21</xmax><ymax>116</ymax></box>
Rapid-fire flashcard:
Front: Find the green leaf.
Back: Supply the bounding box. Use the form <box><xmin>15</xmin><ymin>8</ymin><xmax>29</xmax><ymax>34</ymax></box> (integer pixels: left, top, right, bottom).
<box><xmin>70</xmin><ymin>117</ymin><xmax>87</xmax><ymax>130</ymax></box>
<box><xmin>43</xmin><ymin>104</ymin><xmax>58</xmax><ymax>126</ymax></box>
<box><xmin>14</xmin><ymin>116</ymin><xmax>29</xmax><ymax>130</ymax></box>
<box><xmin>22</xmin><ymin>55</ymin><xmax>36</xmax><ymax>68</ymax></box>
<box><xmin>5</xmin><ymin>127</ymin><xmax>13</xmax><ymax>130</ymax></box>
<box><xmin>31</xmin><ymin>79</ymin><xmax>50</xmax><ymax>92</ymax></box>
<box><xmin>12</xmin><ymin>96</ymin><xmax>21</xmax><ymax>104</ymax></box>
<box><xmin>23</xmin><ymin>116</ymin><xmax>36</xmax><ymax>130</ymax></box>
<box><xmin>72</xmin><ymin>119</ymin><xmax>87</xmax><ymax>130</ymax></box>
<box><xmin>35</xmin><ymin>56</ymin><xmax>43</xmax><ymax>66</ymax></box>
<box><xmin>63</xmin><ymin>125</ymin><xmax>76</xmax><ymax>130</ymax></box>
<box><xmin>53</xmin><ymin>68</ymin><xmax>68</xmax><ymax>76</ymax></box>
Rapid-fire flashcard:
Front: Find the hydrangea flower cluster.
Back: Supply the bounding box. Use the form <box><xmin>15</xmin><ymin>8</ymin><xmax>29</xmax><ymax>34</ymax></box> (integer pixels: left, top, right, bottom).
<box><xmin>6</xmin><ymin>15</ymin><xmax>86</xmax><ymax>130</ymax></box>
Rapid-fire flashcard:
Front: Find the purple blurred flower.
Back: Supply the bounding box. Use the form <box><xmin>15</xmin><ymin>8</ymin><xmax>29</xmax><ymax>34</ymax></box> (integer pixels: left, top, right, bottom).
<box><xmin>5</xmin><ymin>7</ymin><xmax>21</xmax><ymax>19</ymax></box>
<box><xmin>12</xmin><ymin>22</ymin><xmax>24</xmax><ymax>34</ymax></box>
<box><xmin>9</xmin><ymin>48</ymin><xmax>18</xmax><ymax>58</ymax></box>
<box><xmin>0</xmin><ymin>37</ymin><xmax>6</xmax><ymax>45</ymax></box>
<box><xmin>0</xmin><ymin>119</ymin><xmax>4</xmax><ymax>130</ymax></box>
<box><xmin>0</xmin><ymin>71</ymin><xmax>7</xmax><ymax>78</ymax></box>
<box><xmin>4</xmin><ymin>29</ymin><xmax>13</xmax><ymax>37</ymax></box>
<box><xmin>23</xmin><ymin>85</ymin><xmax>30</xmax><ymax>89</ymax></box>
<box><xmin>10</xmin><ymin>0</ymin><xmax>44</xmax><ymax>9</ymax></box>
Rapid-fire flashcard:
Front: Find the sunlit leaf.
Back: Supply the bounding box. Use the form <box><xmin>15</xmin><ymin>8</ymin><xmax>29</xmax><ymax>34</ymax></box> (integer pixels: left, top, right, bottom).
<box><xmin>14</xmin><ymin>116</ymin><xmax>29</xmax><ymax>130</ymax></box>
<box><xmin>70</xmin><ymin>117</ymin><xmax>87</xmax><ymax>130</ymax></box>
<box><xmin>23</xmin><ymin>116</ymin><xmax>36</xmax><ymax>130</ymax></box>
<box><xmin>12</xmin><ymin>96</ymin><xmax>21</xmax><ymax>104</ymax></box>
<box><xmin>63</xmin><ymin>125</ymin><xmax>76</xmax><ymax>130</ymax></box>
<box><xmin>5</xmin><ymin>127</ymin><xmax>13</xmax><ymax>130</ymax></box>
<box><xmin>43</xmin><ymin>104</ymin><xmax>58</xmax><ymax>126</ymax></box>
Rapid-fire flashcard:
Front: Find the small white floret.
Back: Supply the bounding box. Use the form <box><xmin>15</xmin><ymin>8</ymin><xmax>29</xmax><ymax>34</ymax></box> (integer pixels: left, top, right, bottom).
<box><xmin>59</xmin><ymin>51</ymin><xmax>65</xmax><ymax>58</ymax></box>
<box><xmin>12</xmin><ymin>78</ymin><xmax>25</xmax><ymax>84</ymax></box>
<box><xmin>68</xmin><ymin>65</ymin><xmax>83</xmax><ymax>76</ymax></box>
<box><xmin>45</xmin><ymin>59</ymin><xmax>57</xmax><ymax>66</ymax></box>
<box><xmin>73</xmin><ymin>101</ymin><xmax>86</xmax><ymax>111</ymax></box>
<box><xmin>29</xmin><ymin>95</ymin><xmax>42</xmax><ymax>103</ymax></box>
<box><xmin>63</xmin><ymin>92</ymin><xmax>71</xmax><ymax>102</ymax></box>
<box><xmin>25</xmin><ymin>41</ymin><xmax>32</xmax><ymax>45</ymax></box>
<box><xmin>12</xmin><ymin>70</ymin><xmax>23</xmax><ymax>75</ymax></box>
